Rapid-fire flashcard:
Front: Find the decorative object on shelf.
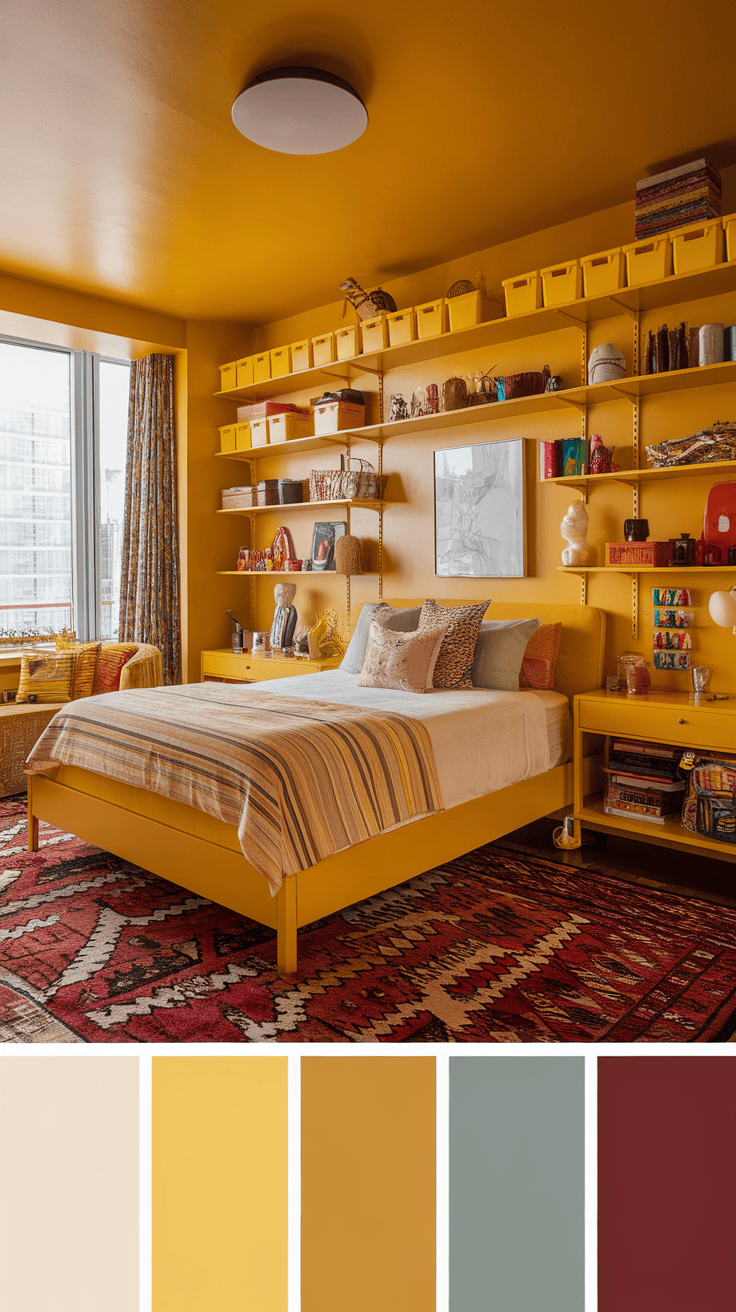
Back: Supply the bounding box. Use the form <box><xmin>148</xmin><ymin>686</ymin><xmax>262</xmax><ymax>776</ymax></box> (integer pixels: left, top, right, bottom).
<box><xmin>726</xmin><ymin>325</ymin><xmax>736</xmax><ymax>362</ymax></box>
<box><xmin>339</xmin><ymin>277</ymin><xmax>394</xmax><ymax>320</ymax></box>
<box><xmin>307</xmin><ymin>608</ymin><xmax>344</xmax><ymax>660</ymax></box>
<box><xmin>270</xmin><ymin>582</ymin><xmax>298</xmax><ymax>651</ymax></box>
<box><xmin>256</xmin><ymin>479</ymin><xmax>280</xmax><ymax>507</ymax></box>
<box><xmin>334</xmin><ymin>534</ymin><xmax>363</xmax><ymax>575</ymax></box>
<box><xmin>644</xmin><ymin>321</ymin><xmax>691</xmax><ymax>374</ymax></box>
<box><xmin>277</xmin><ymin>478</ymin><xmax>304</xmax><ymax>504</ymax></box>
<box><xmin>704</xmin><ymin>542</ymin><xmax>722</xmax><ymax>566</ymax></box>
<box><xmin>653</xmin><ymin>650</ymin><xmax>690</xmax><ymax>670</ymax></box>
<box><xmin>681</xmin><ymin>751</ymin><xmax>736</xmax><ymax>845</ymax></box>
<box><xmin>222</xmin><ymin>485</ymin><xmax>255</xmax><ymax>510</ymax></box>
<box><xmin>388</xmin><ymin>393</ymin><xmax>410</xmax><ymax>422</ymax></box>
<box><xmin>652</xmin><ymin>587</ymin><xmax>691</xmax><ymax>605</ymax></box>
<box><xmin>624</xmin><ymin>518</ymin><xmax>649</xmax><ymax>541</ymax></box>
<box><xmin>446</xmin><ymin>279</ymin><xmax>475</xmax><ymax>297</ymax></box>
<box><xmin>606</xmin><ymin>541</ymin><xmax>671</xmax><ymax>566</ymax></box>
<box><xmin>311</xmin><ymin>521</ymin><xmax>347</xmax><ymax>571</ymax></box>
<box><xmin>653</xmin><ymin>608</ymin><xmax>693</xmax><ymax>628</ymax></box>
<box><xmin>709</xmin><ymin>587</ymin><xmax>736</xmax><ymax>633</ymax></box>
<box><xmin>616</xmin><ymin>651</ymin><xmax>640</xmax><ymax>682</ymax></box>
<box><xmin>368</xmin><ymin>287</ymin><xmax>396</xmax><ymax>313</ymax></box>
<box><xmin>545</xmin><ymin>374</ymin><xmax>563</xmax><ymax>391</ymax></box>
<box><xmin>503</xmin><ymin>371</ymin><xmax>545</xmax><ymax>399</ymax></box>
<box><xmin>561</xmin><ymin>501</ymin><xmax>591</xmax><ymax>567</ymax></box>
<box><xmin>426</xmin><ymin>383</ymin><xmax>440</xmax><ymax>414</ymax></box>
<box><xmin>671</xmin><ymin>533</ymin><xmax>697</xmax><ymax>567</ymax></box>
<box><xmin>226</xmin><ymin>609</ymin><xmax>246</xmax><ymax>652</ymax></box>
<box><xmin>606</xmin><ymin>675</ymin><xmax>621</xmax><ymax>692</ymax></box>
<box><xmin>623</xmin><ymin>655</ymin><xmax>651</xmax><ymax>693</ymax></box>
<box><xmin>703</xmin><ymin>481</ymin><xmax>736</xmax><ymax>554</ymax></box>
<box><xmin>645</xmin><ymin>421</ymin><xmax>736</xmax><ymax>468</ymax></box>
<box><xmin>699</xmin><ymin>323</ymin><xmax>725</xmax><ymax>367</ymax></box>
<box><xmin>635</xmin><ymin>159</ymin><xmax>721</xmax><ymax>240</ymax></box>
<box><xmin>309</xmin><ymin>457</ymin><xmax>384</xmax><ymax>502</ymax></box>
<box><xmin>730</xmin><ymin>545</ymin><xmax>736</xmax><ymax>565</ymax></box>
<box><xmin>690</xmin><ymin>665</ymin><xmax>714</xmax><ymax>699</ymax></box>
<box><xmin>589</xmin><ymin>434</ymin><xmax>616</xmax><ymax>474</ymax></box>
<box><xmin>562</xmin><ymin>437</ymin><xmax>588</xmax><ymax>475</ymax></box>
<box><xmin>435</xmin><ymin>438</ymin><xmax>525</xmax><ymax>578</ymax></box>
<box><xmin>411</xmin><ymin>385</ymin><xmax>428</xmax><ymax>416</ymax></box>
<box><xmin>272</xmin><ymin>526</ymin><xmax>296</xmax><ymax>568</ymax></box>
<box><xmin>653</xmin><ymin>630</ymin><xmax>692</xmax><ymax>649</ymax></box>
<box><xmin>253</xmin><ymin>631</ymin><xmax>271</xmax><ymax>654</ymax></box>
<box><xmin>588</xmin><ymin>343</ymin><xmax>626</xmax><ymax>385</ymax></box>
<box><xmin>442</xmin><ymin>375</ymin><xmax>468</xmax><ymax>411</ymax></box>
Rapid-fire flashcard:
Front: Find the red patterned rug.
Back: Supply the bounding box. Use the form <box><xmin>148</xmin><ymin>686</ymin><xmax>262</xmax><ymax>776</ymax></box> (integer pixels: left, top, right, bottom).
<box><xmin>2</xmin><ymin>794</ymin><xmax>736</xmax><ymax>1043</ymax></box>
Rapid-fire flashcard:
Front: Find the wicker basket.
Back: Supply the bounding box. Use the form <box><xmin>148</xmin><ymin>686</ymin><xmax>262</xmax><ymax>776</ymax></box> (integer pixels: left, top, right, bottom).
<box><xmin>310</xmin><ymin>459</ymin><xmax>386</xmax><ymax>502</ymax></box>
<box><xmin>606</xmin><ymin>541</ymin><xmax>672</xmax><ymax>566</ymax></box>
<box><xmin>504</xmin><ymin>372</ymin><xmax>545</xmax><ymax>399</ymax></box>
<box><xmin>221</xmin><ymin>486</ymin><xmax>254</xmax><ymax>510</ymax></box>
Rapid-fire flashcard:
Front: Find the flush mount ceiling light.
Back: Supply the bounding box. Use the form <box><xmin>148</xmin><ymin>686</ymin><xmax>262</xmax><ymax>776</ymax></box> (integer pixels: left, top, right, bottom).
<box><xmin>231</xmin><ymin>67</ymin><xmax>367</xmax><ymax>155</ymax></box>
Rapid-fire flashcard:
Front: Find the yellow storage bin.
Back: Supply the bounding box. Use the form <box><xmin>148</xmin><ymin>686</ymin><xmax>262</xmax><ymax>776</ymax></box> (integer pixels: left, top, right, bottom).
<box><xmin>580</xmin><ymin>248</ymin><xmax>625</xmax><ymax>298</ymax></box>
<box><xmin>250</xmin><ymin>417</ymin><xmax>269</xmax><ymax>446</ymax></box>
<box><xmin>447</xmin><ymin>291</ymin><xmax>504</xmax><ymax>332</ymax></box>
<box><xmin>502</xmin><ymin>272</ymin><xmax>543</xmax><ymax>317</ymax></box>
<box><xmin>335</xmin><ymin>324</ymin><xmax>361</xmax><ymax>360</ymax></box>
<box><xmin>270</xmin><ymin>345</ymin><xmax>292</xmax><ymax>378</ymax></box>
<box><xmin>312</xmin><ymin>332</ymin><xmax>336</xmax><ymax>367</ymax></box>
<box><xmin>268</xmin><ymin>411</ymin><xmax>313</xmax><ymax>444</ymax></box>
<box><xmin>623</xmin><ymin>236</ymin><xmax>673</xmax><ymax>285</ymax></box>
<box><xmin>724</xmin><ymin>213</ymin><xmax>736</xmax><ymax>262</ymax></box>
<box><xmin>219</xmin><ymin>361</ymin><xmax>237</xmax><ymax>391</ymax></box>
<box><xmin>291</xmin><ymin>339</ymin><xmax>313</xmax><ymax>372</ymax></box>
<box><xmin>415</xmin><ymin>299</ymin><xmax>448</xmax><ymax>339</ymax></box>
<box><xmin>671</xmin><ymin>218</ymin><xmax>724</xmax><ymax>275</ymax></box>
<box><xmin>387</xmin><ymin>308</ymin><xmax>416</xmax><ymax>346</ymax></box>
<box><xmin>540</xmin><ymin>260</ymin><xmax>582</xmax><ymax>306</ymax></box>
<box><xmin>235</xmin><ymin>422</ymin><xmax>251</xmax><ymax>451</ymax></box>
<box><xmin>253</xmin><ymin>352</ymin><xmax>271</xmax><ymax>384</ymax></box>
<box><xmin>235</xmin><ymin>356</ymin><xmax>254</xmax><ymax>389</ymax></box>
<box><xmin>359</xmin><ymin>314</ymin><xmax>387</xmax><ymax>353</ymax></box>
<box><xmin>218</xmin><ymin>424</ymin><xmax>237</xmax><ymax>453</ymax></box>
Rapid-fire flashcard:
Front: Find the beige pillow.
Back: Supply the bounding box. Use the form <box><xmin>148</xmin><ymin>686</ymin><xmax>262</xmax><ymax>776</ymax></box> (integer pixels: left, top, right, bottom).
<box><xmin>419</xmin><ymin>598</ymin><xmax>490</xmax><ymax>690</ymax></box>
<box><xmin>357</xmin><ymin>620</ymin><xmax>449</xmax><ymax>693</ymax></box>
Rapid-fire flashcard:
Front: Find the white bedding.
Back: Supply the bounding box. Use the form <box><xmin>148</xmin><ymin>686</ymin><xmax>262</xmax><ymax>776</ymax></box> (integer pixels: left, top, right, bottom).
<box><xmin>247</xmin><ymin>669</ymin><xmax>569</xmax><ymax>810</ymax></box>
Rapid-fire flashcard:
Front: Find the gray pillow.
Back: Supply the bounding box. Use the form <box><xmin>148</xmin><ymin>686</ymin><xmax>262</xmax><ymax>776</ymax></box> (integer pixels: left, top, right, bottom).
<box><xmin>471</xmin><ymin>618</ymin><xmax>541</xmax><ymax>691</ymax></box>
<box><xmin>340</xmin><ymin>603</ymin><xmax>421</xmax><ymax>674</ymax></box>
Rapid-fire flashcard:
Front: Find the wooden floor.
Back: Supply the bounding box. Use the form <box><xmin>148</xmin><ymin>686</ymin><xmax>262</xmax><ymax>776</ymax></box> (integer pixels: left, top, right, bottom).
<box><xmin>500</xmin><ymin>817</ymin><xmax>736</xmax><ymax>910</ymax></box>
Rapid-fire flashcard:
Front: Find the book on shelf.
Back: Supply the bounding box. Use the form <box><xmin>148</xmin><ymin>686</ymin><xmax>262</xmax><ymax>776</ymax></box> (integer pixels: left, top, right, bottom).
<box><xmin>607</xmin><ymin>739</ymin><xmax>683</xmax><ymax>783</ymax></box>
<box><xmin>604</xmin><ymin>778</ymin><xmax>684</xmax><ymax>818</ymax></box>
<box><xmin>606</xmin><ymin>771</ymin><xmax>686</xmax><ymax>793</ymax></box>
<box><xmin>541</xmin><ymin>438</ymin><xmax>588</xmax><ymax>479</ymax></box>
<box><xmin>603</xmin><ymin>805</ymin><xmax>669</xmax><ymax>825</ymax></box>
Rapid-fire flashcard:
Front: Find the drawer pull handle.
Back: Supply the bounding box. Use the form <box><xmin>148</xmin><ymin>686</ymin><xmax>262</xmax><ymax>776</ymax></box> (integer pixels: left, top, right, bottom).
<box><xmin>677</xmin><ymin>718</ymin><xmax>686</xmax><ymax>724</ymax></box>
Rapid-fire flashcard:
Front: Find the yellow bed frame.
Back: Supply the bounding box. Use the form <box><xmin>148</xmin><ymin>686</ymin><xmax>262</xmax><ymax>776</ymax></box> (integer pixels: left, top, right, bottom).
<box><xmin>27</xmin><ymin>601</ymin><xmax>605</xmax><ymax>974</ymax></box>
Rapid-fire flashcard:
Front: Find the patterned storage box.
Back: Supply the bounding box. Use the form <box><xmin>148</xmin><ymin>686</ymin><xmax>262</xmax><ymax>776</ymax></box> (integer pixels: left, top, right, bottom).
<box><xmin>221</xmin><ymin>486</ymin><xmax>255</xmax><ymax>509</ymax></box>
<box><xmin>606</xmin><ymin>541</ymin><xmax>671</xmax><ymax>566</ymax></box>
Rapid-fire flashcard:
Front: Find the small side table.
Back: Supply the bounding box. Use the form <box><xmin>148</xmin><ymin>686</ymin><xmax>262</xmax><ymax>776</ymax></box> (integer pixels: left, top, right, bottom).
<box><xmin>0</xmin><ymin>702</ymin><xmax>63</xmax><ymax>797</ymax></box>
<box><xmin>200</xmin><ymin>649</ymin><xmax>342</xmax><ymax>684</ymax></box>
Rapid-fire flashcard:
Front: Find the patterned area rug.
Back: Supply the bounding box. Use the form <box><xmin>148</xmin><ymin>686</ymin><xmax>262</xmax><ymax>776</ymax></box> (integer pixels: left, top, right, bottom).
<box><xmin>2</xmin><ymin>794</ymin><xmax>736</xmax><ymax>1043</ymax></box>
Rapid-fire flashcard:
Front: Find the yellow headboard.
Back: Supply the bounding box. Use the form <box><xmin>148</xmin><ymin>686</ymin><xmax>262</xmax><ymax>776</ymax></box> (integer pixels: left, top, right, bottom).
<box><xmin>358</xmin><ymin>599</ymin><xmax>606</xmax><ymax>702</ymax></box>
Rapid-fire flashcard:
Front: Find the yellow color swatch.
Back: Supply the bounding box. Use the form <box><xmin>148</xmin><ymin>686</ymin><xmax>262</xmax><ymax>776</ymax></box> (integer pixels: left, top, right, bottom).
<box><xmin>152</xmin><ymin>1057</ymin><xmax>288</xmax><ymax>1312</ymax></box>
<box><xmin>302</xmin><ymin>1055</ymin><xmax>436</xmax><ymax>1312</ymax></box>
<box><xmin>0</xmin><ymin>1056</ymin><xmax>139</xmax><ymax>1312</ymax></box>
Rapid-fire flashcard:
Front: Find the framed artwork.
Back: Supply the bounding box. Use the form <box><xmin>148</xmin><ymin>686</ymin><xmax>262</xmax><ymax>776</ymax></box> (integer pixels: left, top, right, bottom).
<box><xmin>311</xmin><ymin>520</ymin><xmax>347</xmax><ymax>571</ymax></box>
<box><xmin>434</xmin><ymin>438</ymin><xmax>525</xmax><ymax>577</ymax></box>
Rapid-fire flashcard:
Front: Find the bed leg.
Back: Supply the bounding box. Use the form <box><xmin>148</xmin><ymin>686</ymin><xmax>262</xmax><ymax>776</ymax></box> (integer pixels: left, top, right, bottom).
<box><xmin>276</xmin><ymin>878</ymin><xmax>298</xmax><ymax>975</ymax></box>
<box><xmin>27</xmin><ymin>782</ymin><xmax>39</xmax><ymax>852</ymax></box>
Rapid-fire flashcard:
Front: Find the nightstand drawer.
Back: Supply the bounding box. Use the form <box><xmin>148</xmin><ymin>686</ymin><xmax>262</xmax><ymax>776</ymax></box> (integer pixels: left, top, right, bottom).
<box><xmin>201</xmin><ymin>652</ymin><xmax>254</xmax><ymax>680</ymax></box>
<box><xmin>578</xmin><ymin>699</ymin><xmax>736</xmax><ymax>753</ymax></box>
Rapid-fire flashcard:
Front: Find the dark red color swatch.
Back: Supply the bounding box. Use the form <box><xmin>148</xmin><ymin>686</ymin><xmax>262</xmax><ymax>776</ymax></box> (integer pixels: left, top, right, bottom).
<box><xmin>599</xmin><ymin>1057</ymin><xmax>736</xmax><ymax>1312</ymax></box>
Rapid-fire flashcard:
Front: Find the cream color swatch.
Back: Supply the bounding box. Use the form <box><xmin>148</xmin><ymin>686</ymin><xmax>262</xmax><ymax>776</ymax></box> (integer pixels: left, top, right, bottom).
<box><xmin>0</xmin><ymin>1057</ymin><xmax>139</xmax><ymax>1312</ymax></box>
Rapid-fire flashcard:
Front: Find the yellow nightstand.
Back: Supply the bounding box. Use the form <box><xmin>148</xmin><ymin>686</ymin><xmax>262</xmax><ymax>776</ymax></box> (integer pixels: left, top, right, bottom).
<box><xmin>200</xmin><ymin>648</ymin><xmax>341</xmax><ymax>683</ymax></box>
<box><xmin>574</xmin><ymin>689</ymin><xmax>736</xmax><ymax>864</ymax></box>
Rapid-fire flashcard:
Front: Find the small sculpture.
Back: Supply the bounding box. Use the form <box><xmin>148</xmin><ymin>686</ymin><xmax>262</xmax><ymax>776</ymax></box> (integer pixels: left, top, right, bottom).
<box><xmin>588</xmin><ymin>433</ymin><xmax>615</xmax><ymax>474</ymax></box>
<box><xmin>339</xmin><ymin>278</ymin><xmax>396</xmax><ymax>319</ymax></box>
<box><xmin>388</xmin><ymin>393</ymin><xmax>410</xmax><ymax>422</ymax></box>
<box><xmin>545</xmin><ymin>374</ymin><xmax>563</xmax><ymax>391</ymax></box>
<box><xmin>226</xmin><ymin>609</ymin><xmax>245</xmax><ymax>652</ymax></box>
<box><xmin>270</xmin><ymin>582</ymin><xmax>298</xmax><ymax>651</ymax></box>
<box><xmin>588</xmin><ymin>343</ymin><xmax>626</xmax><ymax>385</ymax></box>
<box><xmin>561</xmin><ymin>501</ymin><xmax>591</xmax><ymax>566</ymax></box>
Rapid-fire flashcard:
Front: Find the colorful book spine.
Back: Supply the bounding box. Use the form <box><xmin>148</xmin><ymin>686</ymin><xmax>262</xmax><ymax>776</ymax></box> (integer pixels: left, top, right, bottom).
<box><xmin>542</xmin><ymin>441</ymin><xmax>562</xmax><ymax>479</ymax></box>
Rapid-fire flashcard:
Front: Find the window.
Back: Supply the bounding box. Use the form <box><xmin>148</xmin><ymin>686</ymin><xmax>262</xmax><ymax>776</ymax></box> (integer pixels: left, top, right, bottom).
<box><xmin>0</xmin><ymin>337</ymin><xmax>130</xmax><ymax>644</ymax></box>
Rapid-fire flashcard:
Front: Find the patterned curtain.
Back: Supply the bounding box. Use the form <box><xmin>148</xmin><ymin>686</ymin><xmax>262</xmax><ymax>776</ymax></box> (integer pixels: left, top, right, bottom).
<box><xmin>119</xmin><ymin>354</ymin><xmax>181</xmax><ymax>684</ymax></box>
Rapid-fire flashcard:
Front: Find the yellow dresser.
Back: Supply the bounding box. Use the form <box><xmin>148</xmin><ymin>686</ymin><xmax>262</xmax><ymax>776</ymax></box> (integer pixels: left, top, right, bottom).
<box><xmin>200</xmin><ymin>649</ymin><xmax>341</xmax><ymax>683</ymax></box>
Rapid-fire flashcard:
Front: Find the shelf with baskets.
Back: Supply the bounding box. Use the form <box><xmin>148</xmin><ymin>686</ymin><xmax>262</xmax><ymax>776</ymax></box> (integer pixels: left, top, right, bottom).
<box><xmin>217</xmin><ymin>499</ymin><xmax>384</xmax><ymax>517</ymax></box>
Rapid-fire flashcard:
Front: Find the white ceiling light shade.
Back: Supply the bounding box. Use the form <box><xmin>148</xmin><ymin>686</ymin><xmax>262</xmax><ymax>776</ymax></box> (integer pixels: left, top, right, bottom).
<box><xmin>231</xmin><ymin>67</ymin><xmax>368</xmax><ymax>155</ymax></box>
<box><xmin>709</xmin><ymin>586</ymin><xmax>736</xmax><ymax>633</ymax></box>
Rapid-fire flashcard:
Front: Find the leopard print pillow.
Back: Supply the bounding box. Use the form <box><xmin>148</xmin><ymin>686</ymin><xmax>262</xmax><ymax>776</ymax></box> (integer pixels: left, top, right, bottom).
<box><xmin>419</xmin><ymin>599</ymin><xmax>490</xmax><ymax>690</ymax></box>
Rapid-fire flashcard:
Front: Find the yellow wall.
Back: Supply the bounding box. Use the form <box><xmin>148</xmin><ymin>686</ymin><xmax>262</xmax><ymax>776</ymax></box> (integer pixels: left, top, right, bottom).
<box><xmin>232</xmin><ymin>171</ymin><xmax>736</xmax><ymax>693</ymax></box>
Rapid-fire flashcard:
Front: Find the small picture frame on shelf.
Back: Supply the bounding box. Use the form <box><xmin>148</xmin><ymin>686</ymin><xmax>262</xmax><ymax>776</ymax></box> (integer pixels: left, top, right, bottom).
<box><xmin>311</xmin><ymin>521</ymin><xmax>347</xmax><ymax>571</ymax></box>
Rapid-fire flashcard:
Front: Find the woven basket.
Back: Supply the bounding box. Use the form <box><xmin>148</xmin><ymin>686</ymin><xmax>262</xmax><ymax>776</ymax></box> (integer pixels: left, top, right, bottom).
<box><xmin>334</xmin><ymin>535</ymin><xmax>363</xmax><ymax>575</ymax></box>
<box><xmin>310</xmin><ymin>459</ymin><xmax>385</xmax><ymax>502</ymax></box>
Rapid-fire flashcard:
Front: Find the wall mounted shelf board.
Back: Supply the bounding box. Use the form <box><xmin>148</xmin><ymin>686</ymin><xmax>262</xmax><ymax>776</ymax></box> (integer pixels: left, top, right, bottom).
<box><xmin>559</xmin><ymin>565</ymin><xmax>736</xmax><ymax>574</ymax></box>
<box><xmin>215</xmin><ymin>434</ymin><xmax>348</xmax><ymax>460</ymax></box>
<box><xmin>576</xmin><ymin>797</ymin><xmax>736</xmax><ymax>862</ymax></box>
<box><xmin>217</xmin><ymin>499</ymin><xmax>383</xmax><ymax>517</ymax></box>
<box><xmin>216</xmin><ymin>570</ymin><xmax>376</xmax><ymax>577</ymax></box>
<box><xmin>545</xmin><ymin>459</ymin><xmax>736</xmax><ymax>491</ymax></box>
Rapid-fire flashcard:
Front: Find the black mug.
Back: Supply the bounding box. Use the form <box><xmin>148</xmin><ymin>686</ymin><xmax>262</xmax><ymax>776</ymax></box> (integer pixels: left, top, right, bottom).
<box><xmin>624</xmin><ymin>518</ymin><xmax>649</xmax><ymax>542</ymax></box>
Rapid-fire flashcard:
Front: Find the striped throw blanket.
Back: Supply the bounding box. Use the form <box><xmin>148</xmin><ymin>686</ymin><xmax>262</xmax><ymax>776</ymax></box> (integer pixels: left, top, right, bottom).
<box><xmin>26</xmin><ymin>684</ymin><xmax>443</xmax><ymax>894</ymax></box>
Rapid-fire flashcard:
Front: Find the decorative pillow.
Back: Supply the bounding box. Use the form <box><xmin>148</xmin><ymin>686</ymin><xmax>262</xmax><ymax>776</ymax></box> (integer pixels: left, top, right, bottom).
<box><xmin>357</xmin><ymin>620</ymin><xmax>449</xmax><ymax>693</ymax></box>
<box><xmin>472</xmin><ymin>618</ymin><xmax>541</xmax><ymax>691</ymax></box>
<box><xmin>56</xmin><ymin>640</ymin><xmax>101</xmax><ymax>699</ymax></box>
<box><xmin>519</xmin><ymin>622</ymin><xmax>562</xmax><ymax>689</ymax></box>
<box><xmin>93</xmin><ymin>644</ymin><xmax>137</xmax><ymax>696</ymax></box>
<box><xmin>340</xmin><ymin>602</ymin><xmax>421</xmax><ymax>674</ymax></box>
<box><xmin>419</xmin><ymin>599</ymin><xmax>490</xmax><ymax>691</ymax></box>
<box><xmin>16</xmin><ymin>651</ymin><xmax>76</xmax><ymax>704</ymax></box>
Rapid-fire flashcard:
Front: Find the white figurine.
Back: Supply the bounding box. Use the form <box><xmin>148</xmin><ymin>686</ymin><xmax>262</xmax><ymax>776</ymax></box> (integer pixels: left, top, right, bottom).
<box><xmin>270</xmin><ymin>581</ymin><xmax>298</xmax><ymax>650</ymax></box>
<box><xmin>561</xmin><ymin>501</ymin><xmax>591</xmax><ymax>566</ymax></box>
<box><xmin>588</xmin><ymin>343</ymin><xmax>626</xmax><ymax>385</ymax></box>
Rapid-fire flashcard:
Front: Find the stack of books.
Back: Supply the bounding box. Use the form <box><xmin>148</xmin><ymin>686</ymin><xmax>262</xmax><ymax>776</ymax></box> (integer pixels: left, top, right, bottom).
<box><xmin>541</xmin><ymin>438</ymin><xmax>589</xmax><ymax>479</ymax></box>
<box><xmin>604</xmin><ymin>739</ymin><xmax>685</xmax><ymax>824</ymax></box>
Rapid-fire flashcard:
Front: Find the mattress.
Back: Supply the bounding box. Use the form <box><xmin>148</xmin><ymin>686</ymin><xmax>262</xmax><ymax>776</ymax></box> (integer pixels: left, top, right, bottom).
<box><xmin>245</xmin><ymin>669</ymin><xmax>570</xmax><ymax>811</ymax></box>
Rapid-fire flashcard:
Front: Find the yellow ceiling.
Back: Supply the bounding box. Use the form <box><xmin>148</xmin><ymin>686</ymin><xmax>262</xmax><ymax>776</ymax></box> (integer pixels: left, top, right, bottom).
<box><xmin>3</xmin><ymin>0</ymin><xmax>734</xmax><ymax>324</ymax></box>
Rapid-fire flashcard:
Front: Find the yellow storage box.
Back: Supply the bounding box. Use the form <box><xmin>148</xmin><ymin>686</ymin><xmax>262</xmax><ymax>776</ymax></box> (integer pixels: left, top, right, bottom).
<box><xmin>270</xmin><ymin>345</ymin><xmax>292</xmax><ymax>378</ymax></box>
<box><xmin>312</xmin><ymin>332</ymin><xmax>336</xmax><ymax>367</ymax></box>
<box><xmin>580</xmin><ymin>248</ymin><xmax>625</xmax><ymax>298</ymax></box>
<box><xmin>218</xmin><ymin>424</ymin><xmax>237</xmax><ymax>453</ymax></box>
<box><xmin>387</xmin><ymin>308</ymin><xmax>416</xmax><ymax>346</ymax></box>
<box><xmin>724</xmin><ymin>212</ymin><xmax>736</xmax><ymax>262</ymax></box>
<box><xmin>235</xmin><ymin>422</ymin><xmax>251</xmax><ymax>451</ymax></box>
<box><xmin>235</xmin><ymin>356</ymin><xmax>254</xmax><ymax>389</ymax></box>
<box><xmin>219</xmin><ymin>361</ymin><xmax>237</xmax><ymax>391</ymax></box>
<box><xmin>670</xmin><ymin>218</ymin><xmax>724</xmax><ymax>275</ymax></box>
<box><xmin>416</xmin><ymin>299</ymin><xmax>448</xmax><ymax>339</ymax></box>
<box><xmin>447</xmin><ymin>291</ymin><xmax>504</xmax><ymax>332</ymax></box>
<box><xmin>623</xmin><ymin>236</ymin><xmax>673</xmax><ymax>285</ymax></box>
<box><xmin>502</xmin><ymin>272</ymin><xmax>543</xmax><ymax>317</ymax></box>
<box><xmin>250</xmin><ymin>417</ymin><xmax>269</xmax><ymax>446</ymax></box>
<box><xmin>268</xmin><ymin>411</ymin><xmax>313</xmax><ymax>444</ymax></box>
<box><xmin>360</xmin><ymin>314</ymin><xmax>388</xmax><ymax>353</ymax></box>
<box><xmin>335</xmin><ymin>324</ymin><xmax>360</xmax><ymax>360</ymax></box>
<box><xmin>253</xmin><ymin>352</ymin><xmax>271</xmax><ymax>384</ymax></box>
<box><xmin>540</xmin><ymin>260</ymin><xmax>582</xmax><ymax>306</ymax></box>
<box><xmin>291</xmin><ymin>339</ymin><xmax>313</xmax><ymax>372</ymax></box>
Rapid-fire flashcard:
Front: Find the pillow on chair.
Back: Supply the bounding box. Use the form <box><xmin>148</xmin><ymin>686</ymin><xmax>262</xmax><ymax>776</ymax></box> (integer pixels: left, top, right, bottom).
<box><xmin>93</xmin><ymin>644</ymin><xmax>138</xmax><ymax>695</ymax></box>
<box><xmin>16</xmin><ymin>651</ymin><xmax>76</xmax><ymax>704</ymax></box>
<box><xmin>56</xmin><ymin>640</ymin><xmax>101</xmax><ymax>699</ymax></box>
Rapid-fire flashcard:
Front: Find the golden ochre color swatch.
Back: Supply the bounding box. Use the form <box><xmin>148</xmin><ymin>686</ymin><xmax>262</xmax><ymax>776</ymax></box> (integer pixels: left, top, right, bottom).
<box><xmin>302</xmin><ymin>1055</ymin><xmax>436</xmax><ymax>1312</ymax></box>
<box><xmin>0</xmin><ymin>1056</ymin><xmax>139</xmax><ymax>1312</ymax></box>
<box><xmin>152</xmin><ymin>1056</ymin><xmax>288</xmax><ymax>1312</ymax></box>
